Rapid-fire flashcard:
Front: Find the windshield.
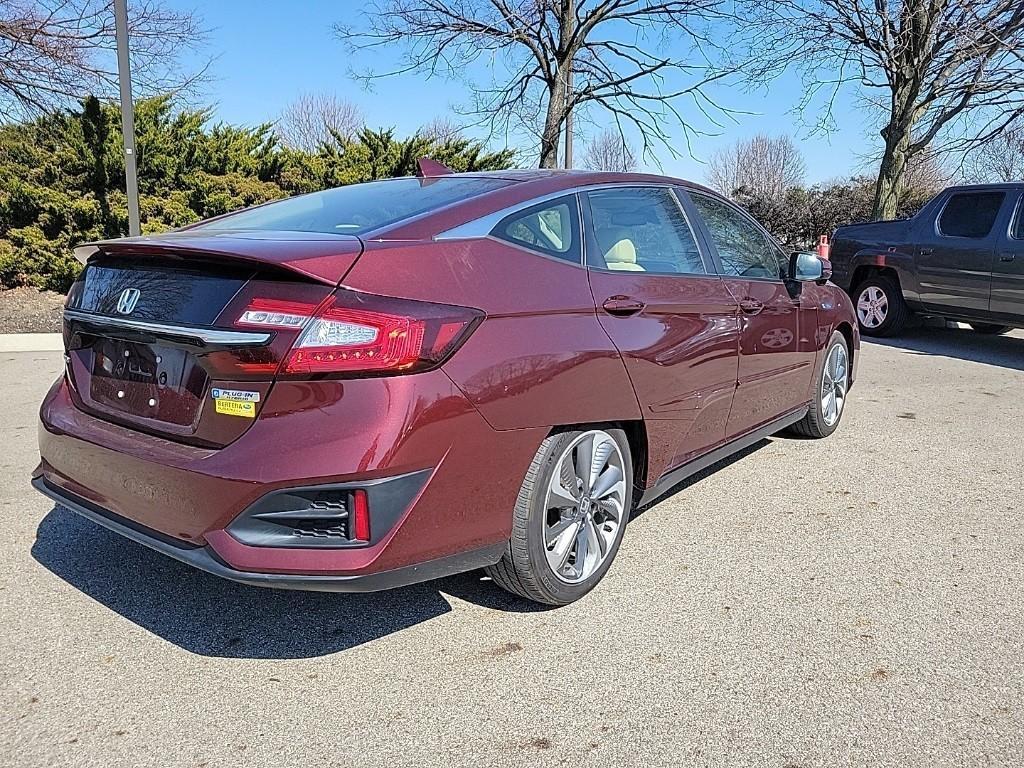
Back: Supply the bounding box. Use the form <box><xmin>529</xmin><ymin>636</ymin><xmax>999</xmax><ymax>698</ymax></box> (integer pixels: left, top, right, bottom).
<box><xmin>196</xmin><ymin>176</ymin><xmax>514</xmax><ymax>236</ymax></box>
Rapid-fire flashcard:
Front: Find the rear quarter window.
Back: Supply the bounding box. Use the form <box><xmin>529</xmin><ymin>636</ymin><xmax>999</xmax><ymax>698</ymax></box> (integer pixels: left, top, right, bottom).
<box><xmin>491</xmin><ymin>195</ymin><xmax>582</xmax><ymax>264</ymax></box>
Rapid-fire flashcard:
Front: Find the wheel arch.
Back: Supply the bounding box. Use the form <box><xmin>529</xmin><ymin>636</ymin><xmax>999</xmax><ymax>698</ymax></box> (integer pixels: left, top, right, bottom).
<box><xmin>546</xmin><ymin>419</ymin><xmax>649</xmax><ymax>503</ymax></box>
<box><xmin>834</xmin><ymin>321</ymin><xmax>856</xmax><ymax>386</ymax></box>
<box><xmin>850</xmin><ymin>264</ymin><xmax>902</xmax><ymax>294</ymax></box>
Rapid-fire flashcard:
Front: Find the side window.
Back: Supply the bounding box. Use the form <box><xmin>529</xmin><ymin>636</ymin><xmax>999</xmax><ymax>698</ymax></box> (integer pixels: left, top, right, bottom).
<box><xmin>585</xmin><ymin>187</ymin><xmax>705</xmax><ymax>274</ymax></box>
<box><xmin>492</xmin><ymin>195</ymin><xmax>581</xmax><ymax>264</ymax></box>
<box><xmin>689</xmin><ymin>193</ymin><xmax>782</xmax><ymax>279</ymax></box>
<box><xmin>938</xmin><ymin>192</ymin><xmax>1005</xmax><ymax>239</ymax></box>
<box><xmin>1011</xmin><ymin>195</ymin><xmax>1024</xmax><ymax>241</ymax></box>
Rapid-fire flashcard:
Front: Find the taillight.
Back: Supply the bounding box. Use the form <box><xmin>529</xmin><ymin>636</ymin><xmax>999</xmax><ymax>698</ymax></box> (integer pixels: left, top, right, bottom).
<box><xmin>234</xmin><ymin>289</ymin><xmax>482</xmax><ymax>377</ymax></box>
<box><xmin>236</xmin><ymin>298</ymin><xmax>320</xmax><ymax>329</ymax></box>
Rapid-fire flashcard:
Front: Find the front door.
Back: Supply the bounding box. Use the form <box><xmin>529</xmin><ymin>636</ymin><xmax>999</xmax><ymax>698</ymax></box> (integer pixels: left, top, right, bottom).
<box><xmin>991</xmin><ymin>191</ymin><xmax>1024</xmax><ymax>319</ymax></box>
<box><xmin>685</xmin><ymin>190</ymin><xmax>816</xmax><ymax>438</ymax></box>
<box><xmin>582</xmin><ymin>186</ymin><xmax>741</xmax><ymax>476</ymax></box>
<box><xmin>916</xmin><ymin>190</ymin><xmax>1006</xmax><ymax>313</ymax></box>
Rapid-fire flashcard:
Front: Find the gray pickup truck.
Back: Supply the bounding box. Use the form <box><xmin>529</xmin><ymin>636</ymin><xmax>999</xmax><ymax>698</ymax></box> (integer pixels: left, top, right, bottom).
<box><xmin>830</xmin><ymin>183</ymin><xmax>1024</xmax><ymax>337</ymax></box>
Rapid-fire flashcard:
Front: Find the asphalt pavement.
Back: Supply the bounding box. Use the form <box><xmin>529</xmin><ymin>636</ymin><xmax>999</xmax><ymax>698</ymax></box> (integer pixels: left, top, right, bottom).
<box><xmin>1</xmin><ymin>326</ymin><xmax>1022</xmax><ymax>767</ymax></box>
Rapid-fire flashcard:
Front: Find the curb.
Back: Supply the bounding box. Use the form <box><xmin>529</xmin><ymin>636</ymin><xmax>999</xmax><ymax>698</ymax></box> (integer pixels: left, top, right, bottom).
<box><xmin>0</xmin><ymin>333</ymin><xmax>64</xmax><ymax>353</ymax></box>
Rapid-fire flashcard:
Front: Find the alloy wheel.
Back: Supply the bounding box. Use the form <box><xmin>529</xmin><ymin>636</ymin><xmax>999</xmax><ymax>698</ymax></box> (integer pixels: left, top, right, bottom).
<box><xmin>543</xmin><ymin>430</ymin><xmax>627</xmax><ymax>584</ymax></box>
<box><xmin>821</xmin><ymin>343</ymin><xmax>849</xmax><ymax>427</ymax></box>
<box><xmin>856</xmin><ymin>286</ymin><xmax>888</xmax><ymax>329</ymax></box>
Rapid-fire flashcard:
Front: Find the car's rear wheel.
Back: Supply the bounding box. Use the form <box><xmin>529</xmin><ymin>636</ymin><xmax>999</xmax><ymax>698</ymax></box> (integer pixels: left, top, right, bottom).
<box><xmin>853</xmin><ymin>274</ymin><xmax>910</xmax><ymax>337</ymax></box>
<box><xmin>789</xmin><ymin>331</ymin><xmax>849</xmax><ymax>439</ymax></box>
<box><xmin>968</xmin><ymin>323</ymin><xmax>1012</xmax><ymax>335</ymax></box>
<box><xmin>486</xmin><ymin>428</ymin><xmax>632</xmax><ymax>606</ymax></box>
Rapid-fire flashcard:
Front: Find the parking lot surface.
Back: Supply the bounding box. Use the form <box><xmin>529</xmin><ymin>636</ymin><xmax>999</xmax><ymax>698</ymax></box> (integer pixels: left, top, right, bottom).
<box><xmin>2</xmin><ymin>327</ymin><xmax>1023</xmax><ymax>768</ymax></box>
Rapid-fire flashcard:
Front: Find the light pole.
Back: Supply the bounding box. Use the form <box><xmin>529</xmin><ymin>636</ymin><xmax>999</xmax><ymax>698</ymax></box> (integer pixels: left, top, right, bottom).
<box><xmin>114</xmin><ymin>0</ymin><xmax>141</xmax><ymax>237</ymax></box>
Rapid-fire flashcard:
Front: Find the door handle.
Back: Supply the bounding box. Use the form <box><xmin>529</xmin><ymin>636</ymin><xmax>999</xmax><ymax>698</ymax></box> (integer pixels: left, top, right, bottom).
<box><xmin>601</xmin><ymin>296</ymin><xmax>645</xmax><ymax>316</ymax></box>
<box><xmin>920</xmin><ymin>247</ymin><xmax>934</xmax><ymax>255</ymax></box>
<box><xmin>999</xmin><ymin>252</ymin><xmax>1016</xmax><ymax>262</ymax></box>
<box><xmin>739</xmin><ymin>298</ymin><xmax>764</xmax><ymax>315</ymax></box>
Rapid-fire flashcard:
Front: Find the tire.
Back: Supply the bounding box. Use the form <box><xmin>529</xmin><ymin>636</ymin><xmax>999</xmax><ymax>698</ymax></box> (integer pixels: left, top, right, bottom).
<box><xmin>789</xmin><ymin>331</ymin><xmax>850</xmax><ymax>439</ymax></box>
<box><xmin>853</xmin><ymin>274</ymin><xmax>910</xmax><ymax>337</ymax></box>
<box><xmin>968</xmin><ymin>323</ymin><xmax>1012</xmax><ymax>335</ymax></box>
<box><xmin>486</xmin><ymin>428</ymin><xmax>633</xmax><ymax>606</ymax></box>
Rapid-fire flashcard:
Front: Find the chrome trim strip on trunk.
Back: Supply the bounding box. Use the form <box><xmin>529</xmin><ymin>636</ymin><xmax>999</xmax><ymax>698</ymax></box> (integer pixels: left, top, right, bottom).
<box><xmin>63</xmin><ymin>309</ymin><xmax>272</xmax><ymax>346</ymax></box>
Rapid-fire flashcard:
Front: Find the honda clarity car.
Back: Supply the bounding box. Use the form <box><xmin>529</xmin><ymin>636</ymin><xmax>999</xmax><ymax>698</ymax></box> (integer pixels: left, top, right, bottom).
<box><xmin>34</xmin><ymin>167</ymin><xmax>858</xmax><ymax>606</ymax></box>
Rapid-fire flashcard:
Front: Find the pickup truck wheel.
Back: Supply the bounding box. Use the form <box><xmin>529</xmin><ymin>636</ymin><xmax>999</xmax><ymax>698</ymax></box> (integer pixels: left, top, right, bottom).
<box><xmin>853</xmin><ymin>274</ymin><xmax>910</xmax><ymax>337</ymax></box>
<box><xmin>968</xmin><ymin>323</ymin><xmax>1012</xmax><ymax>335</ymax></box>
<box><xmin>486</xmin><ymin>428</ymin><xmax>632</xmax><ymax>606</ymax></box>
<box><xmin>789</xmin><ymin>331</ymin><xmax>849</xmax><ymax>439</ymax></box>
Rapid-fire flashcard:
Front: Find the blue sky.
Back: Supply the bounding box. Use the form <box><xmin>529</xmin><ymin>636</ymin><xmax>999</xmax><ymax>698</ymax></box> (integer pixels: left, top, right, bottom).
<box><xmin>172</xmin><ymin>1</ymin><xmax>871</xmax><ymax>184</ymax></box>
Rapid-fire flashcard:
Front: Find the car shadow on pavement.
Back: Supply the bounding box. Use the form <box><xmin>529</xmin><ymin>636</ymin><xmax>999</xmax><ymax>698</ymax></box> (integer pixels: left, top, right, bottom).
<box><xmin>31</xmin><ymin>506</ymin><xmax>548</xmax><ymax>660</ymax></box>
<box><xmin>629</xmin><ymin>440</ymin><xmax>769</xmax><ymax>520</ymax></box>
<box><xmin>864</xmin><ymin>323</ymin><xmax>1024</xmax><ymax>371</ymax></box>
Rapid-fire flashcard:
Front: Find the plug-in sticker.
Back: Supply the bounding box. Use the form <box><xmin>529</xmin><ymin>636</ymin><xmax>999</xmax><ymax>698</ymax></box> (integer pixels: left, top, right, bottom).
<box><xmin>211</xmin><ymin>388</ymin><xmax>260</xmax><ymax>402</ymax></box>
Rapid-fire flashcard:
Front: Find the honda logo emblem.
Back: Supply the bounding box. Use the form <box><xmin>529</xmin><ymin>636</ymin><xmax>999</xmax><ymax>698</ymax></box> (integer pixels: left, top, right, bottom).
<box><xmin>116</xmin><ymin>288</ymin><xmax>141</xmax><ymax>315</ymax></box>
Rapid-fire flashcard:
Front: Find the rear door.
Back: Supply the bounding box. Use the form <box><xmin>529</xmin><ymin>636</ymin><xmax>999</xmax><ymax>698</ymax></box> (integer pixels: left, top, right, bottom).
<box><xmin>582</xmin><ymin>186</ymin><xmax>741</xmax><ymax>471</ymax></box>
<box><xmin>684</xmin><ymin>190</ymin><xmax>816</xmax><ymax>438</ymax></box>
<box><xmin>916</xmin><ymin>190</ymin><xmax>1006</xmax><ymax>313</ymax></box>
<box><xmin>991</xmin><ymin>191</ymin><xmax>1024</xmax><ymax>319</ymax></box>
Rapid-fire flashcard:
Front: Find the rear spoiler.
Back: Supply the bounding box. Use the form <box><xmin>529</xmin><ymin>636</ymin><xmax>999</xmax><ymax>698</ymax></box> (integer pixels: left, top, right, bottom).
<box><xmin>72</xmin><ymin>231</ymin><xmax>365</xmax><ymax>286</ymax></box>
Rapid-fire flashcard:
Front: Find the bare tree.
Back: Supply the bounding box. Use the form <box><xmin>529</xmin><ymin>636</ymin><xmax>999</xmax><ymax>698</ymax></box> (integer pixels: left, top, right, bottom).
<box><xmin>335</xmin><ymin>1</ymin><xmax>738</xmax><ymax>169</ymax></box>
<box><xmin>740</xmin><ymin>0</ymin><xmax>1024</xmax><ymax>220</ymax></box>
<box><xmin>581</xmin><ymin>128</ymin><xmax>637</xmax><ymax>172</ymax></box>
<box><xmin>0</xmin><ymin>0</ymin><xmax>207</xmax><ymax>119</ymax></box>
<box><xmin>902</xmin><ymin>149</ymin><xmax>952</xmax><ymax>193</ymax></box>
<box><xmin>965</xmin><ymin>123</ymin><xmax>1024</xmax><ymax>182</ymax></box>
<box><xmin>278</xmin><ymin>92</ymin><xmax>363</xmax><ymax>151</ymax></box>
<box><xmin>418</xmin><ymin>115</ymin><xmax>465</xmax><ymax>143</ymax></box>
<box><xmin>706</xmin><ymin>134</ymin><xmax>806</xmax><ymax>198</ymax></box>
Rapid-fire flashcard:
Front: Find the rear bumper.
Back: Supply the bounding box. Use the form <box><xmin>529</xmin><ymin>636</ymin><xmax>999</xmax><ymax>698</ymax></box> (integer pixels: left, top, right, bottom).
<box><xmin>34</xmin><ymin>476</ymin><xmax>503</xmax><ymax>592</ymax></box>
<box><xmin>36</xmin><ymin>371</ymin><xmax>546</xmax><ymax>583</ymax></box>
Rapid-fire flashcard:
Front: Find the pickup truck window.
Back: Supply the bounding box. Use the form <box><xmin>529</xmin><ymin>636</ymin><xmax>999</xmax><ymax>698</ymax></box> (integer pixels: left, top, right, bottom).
<box><xmin>1012</xmin><ymin>196</ymin><xmax>1024</xmax><ymax>240</ymax></box>
<box><xmin>938</xmin><ymin>192</ymin><xmax>1005</xmax><ymax>239</ymax></box>
<box><xmin>689</xmin><ymin>192</ymin><xmax>781</xmax><ymax>280</ymax></box>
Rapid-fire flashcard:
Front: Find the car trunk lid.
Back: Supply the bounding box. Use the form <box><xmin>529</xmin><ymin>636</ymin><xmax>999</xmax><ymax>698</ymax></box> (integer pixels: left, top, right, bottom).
<box><xmin>63</xmin><ymin>232</ymin><xmax>362</xmax><ymax>447</ymax></box>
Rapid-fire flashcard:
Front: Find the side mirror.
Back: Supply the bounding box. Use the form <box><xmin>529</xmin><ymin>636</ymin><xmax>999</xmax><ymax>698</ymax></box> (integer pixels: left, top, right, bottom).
<box><xmin>789</xmin><ymin>251</ymin><xmax>832</xmax><ymax>284</ymax></box>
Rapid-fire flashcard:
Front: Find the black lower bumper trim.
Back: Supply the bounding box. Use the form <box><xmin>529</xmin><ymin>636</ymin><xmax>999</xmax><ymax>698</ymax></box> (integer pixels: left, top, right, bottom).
<box><xmin>32</xmin><ymin>477</ymin><xmax>505</xmax><ymax>593</ymax></box>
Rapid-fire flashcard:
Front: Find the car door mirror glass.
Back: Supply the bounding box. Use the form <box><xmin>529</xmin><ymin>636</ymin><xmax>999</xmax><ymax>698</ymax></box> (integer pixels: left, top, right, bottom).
<box><xmin>789</xmin><ymin>251</ymin><xmax>829</xmax><ymax>283</ymax></box>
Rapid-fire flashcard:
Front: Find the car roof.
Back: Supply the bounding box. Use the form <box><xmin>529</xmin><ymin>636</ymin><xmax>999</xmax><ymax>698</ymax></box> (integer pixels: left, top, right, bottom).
<box><xmin>941</xmin><ymin>182</ymin><xmax>1024</xmax><ymax>192</ymax></box>
<box><xmin>446</xmin><ymin>168</ymin><xmax>717</xmax><ymax>194</ymax></box>
<box><xmin>372</xmin><ymin>169</ymin><xmax>721</xmax><ymax>240</ymax></box>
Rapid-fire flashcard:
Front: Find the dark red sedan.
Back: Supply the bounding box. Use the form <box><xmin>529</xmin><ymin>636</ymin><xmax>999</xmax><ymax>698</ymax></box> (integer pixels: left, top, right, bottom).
<box><xmin>34</xmin><ymin>168</ymin><xmax>858</xmax><ymax>605</ymax></box>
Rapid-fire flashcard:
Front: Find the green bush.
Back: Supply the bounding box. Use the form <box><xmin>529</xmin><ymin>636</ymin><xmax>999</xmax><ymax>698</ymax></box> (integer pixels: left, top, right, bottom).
<box><xmin>0</xmin><ymin>95</ymin><xmax>516</xmax><ymax>293</ymax></box>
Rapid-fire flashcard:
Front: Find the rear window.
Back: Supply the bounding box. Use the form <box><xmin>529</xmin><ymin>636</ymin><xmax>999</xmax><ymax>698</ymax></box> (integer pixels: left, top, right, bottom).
<box><xmin>196</xmin><ymin>176</ymin><xmax>514</xmax><ymax>236</ymax></box>
<box><xmin>938</xmin><ymin>192</ymin><xmax>1005</xmax><ymax>238</ymax></box>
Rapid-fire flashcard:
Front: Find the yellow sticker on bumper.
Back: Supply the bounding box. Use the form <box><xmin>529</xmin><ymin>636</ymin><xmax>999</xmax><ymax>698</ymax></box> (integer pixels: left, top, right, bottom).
<box><xmin>215</xmin><ymin>399</ymin><xmax>256</xmax><ymax>418</ymax></box>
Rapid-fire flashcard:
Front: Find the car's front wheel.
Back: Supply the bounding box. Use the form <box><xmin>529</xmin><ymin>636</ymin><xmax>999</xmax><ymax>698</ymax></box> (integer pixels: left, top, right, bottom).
<box><xmin>789</xmin><ymin>330</ymin><xmax>850</xmax><ymax>439</ymax></box>
<box><xmin>853</xmin><ymin>274</ymin><xmax>910</xmax><ymax>337</ymax></box>
<box><xmin>486</xmin><ymin>428</ymin><xmax>632</xmax><ymax>605</ymax></box>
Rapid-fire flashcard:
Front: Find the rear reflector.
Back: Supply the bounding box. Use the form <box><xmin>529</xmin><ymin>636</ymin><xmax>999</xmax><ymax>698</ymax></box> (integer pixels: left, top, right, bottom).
<box><xmin>351</xmin><ymin>489</ymin><xmax>370</xmax><ymax>541</ymax></box>
<box><xmin>235</xmin><ymin>289</ymin><xmax>482</xmax><ymax>377</ymax></box>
